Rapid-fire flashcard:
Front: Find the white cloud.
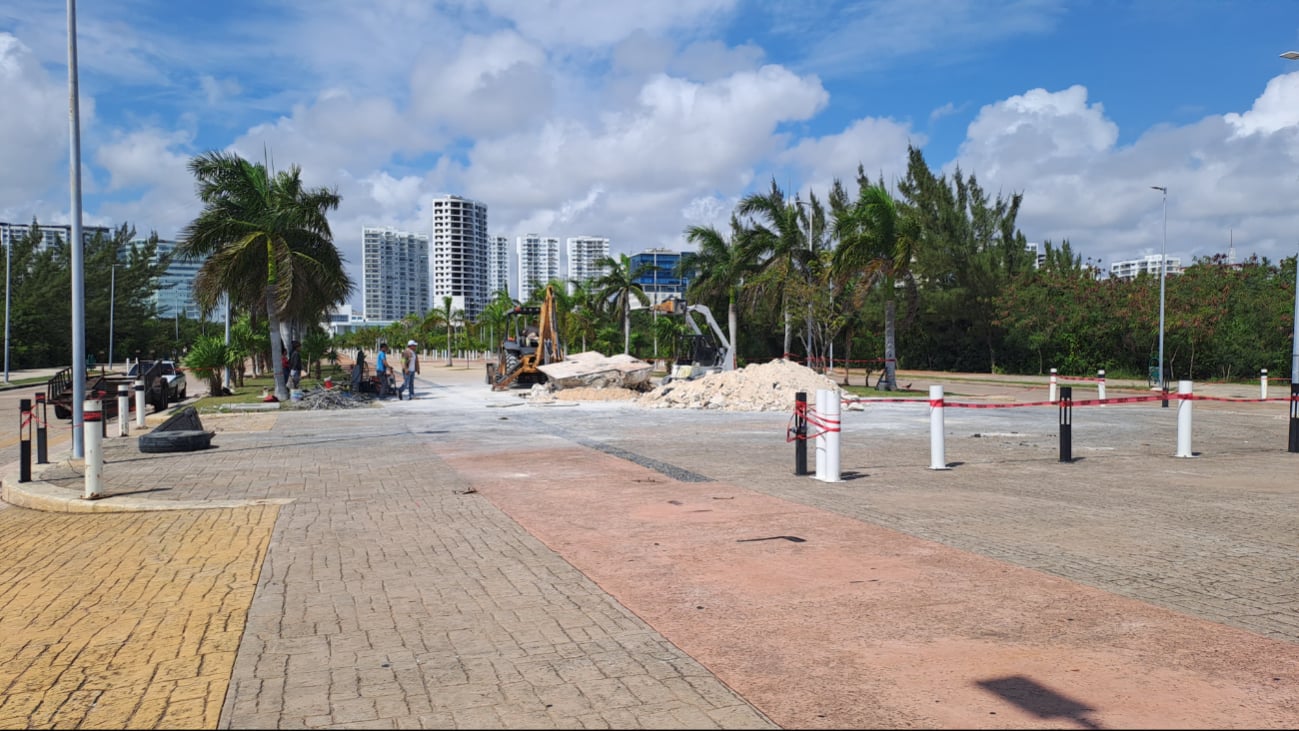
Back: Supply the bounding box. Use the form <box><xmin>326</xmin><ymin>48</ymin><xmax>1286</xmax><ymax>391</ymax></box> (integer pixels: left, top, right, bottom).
<box><xmin>1225</xmin><ymin>71</ymin><xmax>1299</xmax><ymax>138</ymax></box>
<box><xmin>96</xmin><ymin>127</ymin><xmax>192</xmax><ymax>192</ymax></box>
<box><xmin>781</xmin><ymin>116</ymin><xmax>922</xmax><ymax>196</ymax></box>
<box><xmin>0</xmin><ymin>34</ymin><xmax>73</xmax><ymax>217</ymax></box>
<box><xmin>951</xmin><ymin>82</ymin><xmax>1299</xmax><ymax>268</ymax></box>
<box><xmin>409</xmin><ymin>31</ymin><xmax>553</xmax><ymax>138</ymax></box>
<box><xmin>459</xmin><ymin>64</ymin><xmax>827</xmax><ymax>247</ymax></box>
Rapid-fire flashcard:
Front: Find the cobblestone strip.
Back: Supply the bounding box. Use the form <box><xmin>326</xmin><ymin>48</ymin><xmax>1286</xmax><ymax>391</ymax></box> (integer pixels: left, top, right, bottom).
<box><xmin>220</xmin><ymin>414</ymin><xmax>773</xmax><ymax>730</ymax></box>
<box><xmin>0</xmin><ymin>505</ymin><xmax>278</xmax><ymax>729</ymax></box>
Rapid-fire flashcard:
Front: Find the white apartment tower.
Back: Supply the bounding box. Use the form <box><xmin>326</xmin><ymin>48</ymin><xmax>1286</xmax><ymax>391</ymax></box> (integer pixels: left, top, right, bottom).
<box><xmin>566</xmin><ymin>236</ymin><xmax>610</xmax><ymax>294</ymax></box>
<box><xmin>362</xmin><ymin>226</ymin><xmax>430</xmax><ymax>321</ymax></box>
<box><xmin>1109</xmin><ymin>254</ymin><xmax>1183</xmax><ymax>281</ymax></box>
<box><xmin>488</xmin><ymin>235</ymin><xmax>510</xmax><ymax>302</ymax></box>
<box><xmin>432</xmin><ymin>195</ymin><xmax>490</xmax><ymax>319</ymax></box>
<box><xmin>517</xmin><ymin>234</ymin><xmax>560</xmax><ymax>303</ymax></box>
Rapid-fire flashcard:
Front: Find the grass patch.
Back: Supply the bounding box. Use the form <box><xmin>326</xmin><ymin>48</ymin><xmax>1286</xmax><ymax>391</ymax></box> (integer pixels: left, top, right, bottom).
<box><xmin>190</xmin><ymin>367</ymin><xmax>350</xmax><ymax>413</ymax></box>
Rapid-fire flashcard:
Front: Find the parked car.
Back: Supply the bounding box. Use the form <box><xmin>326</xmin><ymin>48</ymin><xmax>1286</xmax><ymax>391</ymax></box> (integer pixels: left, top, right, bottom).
<box><xmin>127</xmin><ymin>359</ymin><xmax>187</xmax><ymax>401</ymax></box>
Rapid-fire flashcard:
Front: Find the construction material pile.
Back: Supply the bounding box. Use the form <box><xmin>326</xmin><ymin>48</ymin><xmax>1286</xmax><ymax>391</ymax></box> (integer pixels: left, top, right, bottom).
<box><xmin>637</xmin><ymin>358</ymin><xmax>839</xmax><ymax>412</ymax></box>
<box><xmin>283</xmin><ymin>387</ymin><xmax>376</xmax><ymax>410</ymax></box>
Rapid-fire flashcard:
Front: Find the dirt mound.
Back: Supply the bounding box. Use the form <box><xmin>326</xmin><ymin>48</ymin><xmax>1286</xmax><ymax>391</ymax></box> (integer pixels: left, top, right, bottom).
<box><xmin>637</xmin><ymin>358</ymin><xmax>838</xmax><ymax>411</ymax></box>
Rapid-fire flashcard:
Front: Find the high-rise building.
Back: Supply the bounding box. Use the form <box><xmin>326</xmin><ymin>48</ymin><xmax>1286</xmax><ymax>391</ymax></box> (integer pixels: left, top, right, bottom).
<box><xmin>488</xmin><ymin>235</ymin><xmax>510</xmax><ymax>301</ymax></box>
<box><xmin>1</xmin><ymin>221</ymin><xmax>110</xmax><ymax>251</ymax></box>
<box><xmin>362</xmin><ymin>227</ymin><xmax>430</xmax><ymax>321</ymax></box>
<box><xmin>566</xmin><ymin>236</ymin><xmax>609</xmax><ymax>295</ymax></box>
<box><xmin>432</xmin><ymin>196</ymin><xmax>490</xmax><ymax>319</ymax></box>
<box><xmin>517</xmin><ymin>234</ymin><xmax>560</xmax><ymax>303</ymax></box>
<box><xmin>146</xmin><ymin>239</ymin><xmax>206</xmax><ymax>319</ymax></box>
<box><xmin>630</xmin><ymin>248</ymin><xmax>695</xmax><ymax>306</ymax></box>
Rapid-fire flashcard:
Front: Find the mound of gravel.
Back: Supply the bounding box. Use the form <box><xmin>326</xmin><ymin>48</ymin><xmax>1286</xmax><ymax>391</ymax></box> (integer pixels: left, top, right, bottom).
<box><xmin>637</xmin><ymin>358</ymin><xmax>839</xmax><ymax>411</ymax></box>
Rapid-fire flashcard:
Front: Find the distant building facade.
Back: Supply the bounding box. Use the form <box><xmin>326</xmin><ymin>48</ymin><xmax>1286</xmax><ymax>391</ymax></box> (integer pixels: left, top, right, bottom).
<box><xmin>517</xmin><ymin>234</ymin><xmax>560</xmax><ymax>303</ymax></box>
<box><xmin>1</xmin><ymin>221</ymin><xmax>111</xmax><ymax>251</ymax></box>
<box><xmin>432</xmin><ymin>195</ymin><xmax>490</xmax><ymax>320</ymax></box>
<box><xmin>362</xmin><ymin>226</ymin><xmax>430</xmax><ymax>321</ymax></box>
<box><xmin>1109</xmin><ymin>254</ymin><xmax>1183</xmax><ymax>281</ymax></box>
<box><xmin>488</xmin><ymin>235</ymin><xmax>510</xmax><ymax>301</ymax></box>
<box><xmin>566</xmin><ymin>236</ymin><xmax>610</xmax><ymax>294</ymax></box>
<box><xmin>146</xmin><ymin>239</ymin><xmax>205</xmax><ymax>320</ymax></box>
<box><xmin>630</xmin><ymin>248</ymin><xmax>695</xmax><ymax>306</ymax></box>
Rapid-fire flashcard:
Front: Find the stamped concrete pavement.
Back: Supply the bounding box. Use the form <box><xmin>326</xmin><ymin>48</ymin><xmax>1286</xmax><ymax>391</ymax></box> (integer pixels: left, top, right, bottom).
<box><xmin>3</xmin><ymin>363</ymin><xmax>1299</xmax><ymax>728</ymax></box>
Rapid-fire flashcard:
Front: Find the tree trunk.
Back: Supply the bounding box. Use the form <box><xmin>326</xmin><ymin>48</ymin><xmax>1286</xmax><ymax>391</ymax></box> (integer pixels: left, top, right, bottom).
<box><xmin>726</xmin><ymin>298</ymin><xmax>738</xmax><ymax>371</ymax></box>
<box><xmin>267</xmin><ymin>286</ymin><xmax>288</xmax><ymax>401</ymax></box>
<box><xmin>623</xmin><ymin>310</ymin><xmax>631</xmax><ymax>355</ymax></box>
<box><xmin>881</xmin><ymin>298</ymin><xmax>897</xmax><ymax>391</ymax></box>
<box><xmin>783</xmin><ymin>307</ymin><xmax>792</xmax><ymax>359</ymax></box>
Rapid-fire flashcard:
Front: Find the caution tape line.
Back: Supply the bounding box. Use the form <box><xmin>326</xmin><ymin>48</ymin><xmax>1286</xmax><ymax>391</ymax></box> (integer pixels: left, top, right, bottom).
<box><xmin>839</xmin><ymin>394</ymin><xmax>1299</xmax><ymax>410</ymax></box>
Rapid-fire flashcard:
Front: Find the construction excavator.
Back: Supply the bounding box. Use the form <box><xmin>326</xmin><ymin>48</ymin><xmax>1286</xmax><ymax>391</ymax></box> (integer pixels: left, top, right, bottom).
<box><xmin>489</xmin><ymin>284</ymin><xmax>565</xmax><ymax>390</ymax></box>
<box><xmin>652</xmin><ymin>296</ymin><xmax>735</xmax><ymax>384</ymax></box>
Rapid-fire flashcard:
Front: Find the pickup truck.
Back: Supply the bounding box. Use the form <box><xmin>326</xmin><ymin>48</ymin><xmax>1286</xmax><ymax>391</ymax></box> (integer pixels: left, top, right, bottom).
<box><xmin>127</xmin><ymin>360</ymin><xmax>187</xmax><ymax>401</ymax></box>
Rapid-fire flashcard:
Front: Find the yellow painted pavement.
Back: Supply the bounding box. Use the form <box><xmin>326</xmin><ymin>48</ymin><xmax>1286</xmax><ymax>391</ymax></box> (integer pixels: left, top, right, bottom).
<box><xmin>0</xmin><ymin>504</ymin><xmax>278</xmax><ymax>729</ymax></box>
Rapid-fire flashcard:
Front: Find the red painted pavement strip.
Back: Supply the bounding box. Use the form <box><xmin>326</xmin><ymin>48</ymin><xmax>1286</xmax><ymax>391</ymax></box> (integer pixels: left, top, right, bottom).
<box><xmin>434</xmin><ymin>439</ymin><xmax>1299</xmax><ymax>729</ymax></box>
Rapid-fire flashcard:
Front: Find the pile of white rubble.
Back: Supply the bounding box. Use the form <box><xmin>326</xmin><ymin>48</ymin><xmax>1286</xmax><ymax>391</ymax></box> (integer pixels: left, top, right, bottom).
<box><xmin>637</xmin><ymin>358</ymin><xmax>839</xmax><ymax>412</ymax></box>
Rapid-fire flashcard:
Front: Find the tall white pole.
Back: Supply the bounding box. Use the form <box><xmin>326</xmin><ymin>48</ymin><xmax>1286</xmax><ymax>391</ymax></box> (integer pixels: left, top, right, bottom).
<box><xmin>223</xmin><ymin>292</ymin><xmax>232</xmax><ymax>390</ymax></box>
<box><xmin>4</xmin><ymin>240</ymin><xmax>9</xmax><ymax>383</ymax></box>
<box><xmin>68</xmin><ymin>0</ymin><xmax>87</xmax><ymax>459</ymax></box>
<box><xmin>1152</xmin><ymin>186</ymin><xmax>1168</xmax><ymax>392</ymax></box>
<box><xmin>1292</xmin><ymin>245</ymin><xmax>1299</xmax><ymax>384</ymax></box>
<box><xmin>107</xmin><ymin>264</ymin><xmax>115</xmax><ymax>369</ymax></box>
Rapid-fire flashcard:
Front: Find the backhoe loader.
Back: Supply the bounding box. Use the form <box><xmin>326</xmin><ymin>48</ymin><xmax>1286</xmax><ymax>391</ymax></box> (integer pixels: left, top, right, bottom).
<box><xmin>489</xmin><ymin>284</ymin><xmax>565</xmax><ymax>390</ymax></box>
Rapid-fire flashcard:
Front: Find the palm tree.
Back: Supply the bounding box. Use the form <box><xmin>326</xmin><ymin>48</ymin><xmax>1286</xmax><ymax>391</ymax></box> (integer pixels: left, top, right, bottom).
<box><xmin>736</xmin><ymin>179</ymin><xmax>812</xmax><ymax>359</ymax></box>
<box><xmin>478</xmin><ymin>289</ymin><xmax>517</xmax><ymax>354</ymax></box>
<box><xmin>831</xmin><ymin>178</ymin><xmax>920</xmax><ymax>391</ymax></box>
<box><xmin>423</xmin><ymin>295</ymin><xmax>463</xmax><ymax>365</ymax></box>
<box><xmin>685</xmin><ymin>215</ymin><xmax>756</xmax><ymax>371</ymax></box>
<box><xmin>592</xmin><ymin>253</ymin><xmax>650</xmax><ymax>354</ymax></box>
<box><xmin>178</xmin><ymin>151</ymin><xmax>351</xmax><ymax>400</ymax></box>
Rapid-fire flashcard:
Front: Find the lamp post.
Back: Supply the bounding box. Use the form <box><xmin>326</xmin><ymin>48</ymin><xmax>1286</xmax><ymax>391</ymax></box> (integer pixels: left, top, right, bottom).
<box><xmin>1282</xmin><ymin>52</ymin><xmax>1299</xmax><ymax>383</ymax></box>
<box><xmin>1151</xmin><ymin>186</ymin><xmax>1168</xmax><ymax>393</ymax></box>
<box><xmin>107</xmin><ymin>263</ymin><xmax>116</xmax><ymax>369</ymax></box>
<box><xmin>4</xmin><ymin>238</ymin><xmax>9</xmax><ymax>383</ymax></box>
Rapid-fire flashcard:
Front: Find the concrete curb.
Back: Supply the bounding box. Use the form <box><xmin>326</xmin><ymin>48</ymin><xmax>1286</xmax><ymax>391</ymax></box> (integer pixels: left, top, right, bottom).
<box><xmin>0</xmin><ymin>456</ymin><xmax>292</xmax><ymax>514</ymax></box>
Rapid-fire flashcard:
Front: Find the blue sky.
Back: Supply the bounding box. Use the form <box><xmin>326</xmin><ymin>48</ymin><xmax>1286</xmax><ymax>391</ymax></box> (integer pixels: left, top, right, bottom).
<box><xmin>3</xmin><ymin>0</ymin><xmax>1299</xmax><ymax>308</ymax></box>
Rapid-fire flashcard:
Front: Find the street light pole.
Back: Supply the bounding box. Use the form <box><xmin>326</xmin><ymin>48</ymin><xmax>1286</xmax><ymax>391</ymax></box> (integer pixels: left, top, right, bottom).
<box><xmin>1151</xmin><ymin>186</ymin><xmax>1168</xmax><ymax>393</ymax></box>
<box><xmin>1283</xmin><ymin>52</ymin><xmax>1299</xmax><ymax>383</ymax></box>
<box><xmin>108</xmin><ymin>263</ymin><xmax>115</xmax><ymax>369</ymax></box>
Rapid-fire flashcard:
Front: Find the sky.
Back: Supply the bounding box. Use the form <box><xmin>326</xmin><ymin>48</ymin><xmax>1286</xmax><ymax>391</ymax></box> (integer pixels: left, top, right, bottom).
<box><xmin>3</xmin><ymin>0</ymin><xmax>1299</xmax><ymax>309</ymax></box>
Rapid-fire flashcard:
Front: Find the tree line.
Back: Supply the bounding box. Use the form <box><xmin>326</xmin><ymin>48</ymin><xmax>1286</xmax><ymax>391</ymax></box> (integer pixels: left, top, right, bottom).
<box><xmin>9</xmin><ymin>145</ymin><xmax>1296</xmax><ymax>394</ymax></box>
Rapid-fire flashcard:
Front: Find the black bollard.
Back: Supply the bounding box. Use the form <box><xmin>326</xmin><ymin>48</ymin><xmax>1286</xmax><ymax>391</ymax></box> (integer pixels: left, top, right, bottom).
<box><xmin>34</xmin><ymin>392</ymin><xmax>48</xmax><ymax>464</ymax></box>
<box><xmin>1289</xmin><ymin>383</ymin><xmax>1299</xmax><ymax>454</ymax></box>
<box><xmin>794</xmin><ymin>392</ymin><xmax>809</xmax><ymax>475</ymax></box>
<box><xmin>18</xmin><ymin>398</ymin><xmax>31</xmax><ymax>483</ymax></box>
<box><xmin>1058</xmin><ymin>386</ymin><xmax>1073</xmax><ymax>463</ymax></box>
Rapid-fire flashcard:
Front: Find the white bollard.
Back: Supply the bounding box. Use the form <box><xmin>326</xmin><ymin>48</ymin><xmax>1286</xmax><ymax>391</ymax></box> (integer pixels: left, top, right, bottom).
<box><xmin>1049</xmin><ymin>367</ymin><xmax>1058</xmax><ymax>403</ymax></box>
<box><xmin>1261</xmin><ymin>368</ymin><xmax>1268</xmax><ymax>400</ymax></box>
<box><xmin>825</xmin><ymin>389</ymin><xmax>841</xmax><ymax>483</ymax></box>
<box><xmin>929</xmin><ymin>385</ymin><xmax>948</xmax><ymax>470</ymax></box>
<box><xmin>815</xmin><ymin>389</ymin><xmax>827</xmax><ymax>480</ymax></box>
<box><xmin>134</xmin><ymin>379</ymin><xmax>146</xmax><ymax>428</ymax></box>
<box><xmin>117</xmin><ymin>384</ymin><xmax>130</xmax><ymax>436</ymax></box>
<box><xmin>84</xmin><ymin>399</ymin><xmax>104</xmax><ymax>499</ymax></box>
<box><xmin>1097</xmin><ymin>369</ymin><xmax>1106</xmax><ymax>402</ymax></box>
<box><xmin>1176</xmin><ymin>380</ymin><xmax>1194</xmax><ymax>458</ymax></box>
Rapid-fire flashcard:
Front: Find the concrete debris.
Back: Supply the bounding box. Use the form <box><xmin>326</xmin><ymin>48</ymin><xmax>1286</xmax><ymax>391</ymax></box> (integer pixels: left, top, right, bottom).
<box><xmin>637</xmin><ymin>358</ymin><xmax>838</xmax><ymax>412</ymax></box>
<box><xmin>538</xmin><ymin>351</ymin><xmax>654</xmax><ymax>390</ymax></box>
